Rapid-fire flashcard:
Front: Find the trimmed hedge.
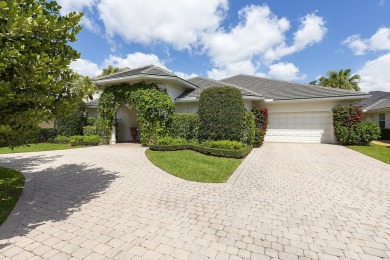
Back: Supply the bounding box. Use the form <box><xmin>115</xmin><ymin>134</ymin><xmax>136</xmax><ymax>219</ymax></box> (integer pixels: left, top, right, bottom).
<box><xmin>380</xmin><ymin>128</ymin><xmax>390</xmax><ymax>140</ymax></box>
<box><xmin>333</xmin><ymin>105</ymin><xmax>380</xmax><ymax>145</ymax></box>
<box><xmin>198</xmin><ymin>86</ymin><xmax>244</xmax><ymax>142</ymax></box>
<box><xmin>169</xmin><ymin>113</ymin><xmax>199</xmax><ymax>140</ymax></box>
<box><xmin>201</xmin><ymin>140</ymin><xmax>244</xmax><ymax>150</ymax></box>
<box><xmin>252</xmin><ymin>108</ymin><xmax>269</xmax><ymax>147</ymax></box>
<box><xmin>83</xmin><ymin>125</ymin><xmax>98</xmax><ymax>136</ymax></box>
<box><xmin>54</xmin><ymin>136</ymin><xmax>70</xmax><ymax>144</ymax></box>
<box><xmin>149</xmin><ymin>144</ymin><xmax>252</xmax><ymax>159</ymax></box>
<box><xmin>69</xmin><ymin>135</ymin><xmax>100</xmax><ymax>146</ymax></box>
<box><xmin>241</xmin><ymin>111</ymin><xmax>255</xmax><ymax>145</ymax></box>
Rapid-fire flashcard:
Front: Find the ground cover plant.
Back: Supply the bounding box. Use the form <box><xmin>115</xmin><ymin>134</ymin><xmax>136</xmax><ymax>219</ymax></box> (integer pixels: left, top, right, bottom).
<box><xmin>145</xmin><ymin>150</ymin><xmax>241</xmax><ymax>183</ymax></box>
<box><xmin>0</xmin><ymin>167</ymin><xmax>25</xmax><ymax>224</ymax></box>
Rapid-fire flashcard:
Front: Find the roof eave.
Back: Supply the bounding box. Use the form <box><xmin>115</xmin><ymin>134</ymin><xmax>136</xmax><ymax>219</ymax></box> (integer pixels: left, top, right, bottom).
<box><xmin>364</xmin><ymin>107</ymin><xmax>390</xmax><ymax>113</ymax></box>
<box><xmin>175</xmin><ymin>95</ymin><xmax>264</xmax><ymax>103</ymax></box>
<box><xmin>265</xmin><ymin>94</ymin><xmax>370</xmax><ymax>103</ymax></box>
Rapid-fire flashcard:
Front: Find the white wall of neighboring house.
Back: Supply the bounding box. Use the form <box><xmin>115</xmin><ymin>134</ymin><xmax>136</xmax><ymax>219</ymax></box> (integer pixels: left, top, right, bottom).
<box><xmin>38</xmin><ymin>120</ymin><xmax>55</xmax><ymax>128</ymax></box>
<box><xmin>364</xmin><ymin>111</ymin><xmax>390</xmax><ymax>129</ymax></box>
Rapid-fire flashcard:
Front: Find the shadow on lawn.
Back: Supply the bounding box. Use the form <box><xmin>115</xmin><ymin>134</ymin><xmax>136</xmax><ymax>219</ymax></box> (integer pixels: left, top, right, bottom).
<box><xmin>0</xmin><ymin>155</ymin><xmax>117</xmax><ymax>248</ymax></box>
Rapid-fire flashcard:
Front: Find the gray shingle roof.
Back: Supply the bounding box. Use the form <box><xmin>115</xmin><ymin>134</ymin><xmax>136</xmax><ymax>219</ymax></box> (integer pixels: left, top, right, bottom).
<box><xmin>356</xmin><ymin>91</ymin><xmax>390</xmax><ymax>111</ymax></box>
<box><xmin>177</xmin><ymin>77</ymin><xmax>263</xmax><ymax>100</ymax></box>
<box><xmin>94</xmin><ymin>65</ymin><xmax>177</xmax><ymax>81</ymax></box>
<box><xmin>221</xmin><ymin>74</ymin><xmax>368</xmax><ymax>101</ymax></box>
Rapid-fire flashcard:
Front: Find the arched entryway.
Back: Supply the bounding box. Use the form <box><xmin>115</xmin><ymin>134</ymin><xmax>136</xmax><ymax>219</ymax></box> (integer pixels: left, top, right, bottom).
<box><xmin>115</xmin><ymin>104</ymin><xmax>140</xmax><ymax>142</ymax></box>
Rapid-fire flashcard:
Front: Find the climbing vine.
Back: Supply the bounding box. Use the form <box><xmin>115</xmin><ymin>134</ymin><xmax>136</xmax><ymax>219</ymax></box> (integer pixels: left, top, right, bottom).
<box><xmin>97</xmin><ymin>82</ymin><xmax>175</xmax><ymax>145</ymax></box>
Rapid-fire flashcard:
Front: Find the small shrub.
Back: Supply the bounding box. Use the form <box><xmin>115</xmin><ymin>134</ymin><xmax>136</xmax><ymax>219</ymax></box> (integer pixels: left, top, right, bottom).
<box><xmin>380</xmin><ymin>128</ymin><xmax>390</xmax><ymax>140</ymax></box>
<box><xmin>252</xmin><ymin>108</ymin><xmax>269</xmax><ymax>147</ymax></box>
<box><xmin>241</xmin><ymin>111</ymin><xmax>255</xmax><ymax>145</ymax></box>
<box><xmin>69</xmin><ymin>135</ymin><xmax>100</xmax><ymax>146</ymax></box>
<box><xmin>86</xmin><ymin>117</ymin><xmax>97</xmax><ymax>126</ymax></box>
<box><xmin>83</xmin><ymin>125</ymin><xmax>98</xmax><ymax>136</ymax></box>
<box><xmin>201</xmin><ymin>140</ymin><xmax>244</xmax><ymax>151</ymax></box>
<box><xmin>198</xmin><ymin>86</ymin><xmax>244</xmax><ymax>142</ymax></box>
<box><xmin>156</xmin><ymin>136</ymin><xmax>187</xmax><ymax>146</ymax></box>
<box><xmin>36</xmin><ymin>128</ymin><xmax>57</xmax><ymax>143</ymax></box>
<box><xmin>55</xmin><ymin>102</ymin><xmax>86</xmax><ymax>136</ymax></box>
<box><xmin>169</xmin><ymin>113</ymin><xmax>199</xmax><ymax>140</ymax></box>
<box><xmin>335</xmin><ymin>122</ymin><xmax>380</xmax><ymax>145</ymax></box>
<box><xmin>54</xmin><ymin>136</ymin><xmax>70</xmax><ymax>144</ymax></box>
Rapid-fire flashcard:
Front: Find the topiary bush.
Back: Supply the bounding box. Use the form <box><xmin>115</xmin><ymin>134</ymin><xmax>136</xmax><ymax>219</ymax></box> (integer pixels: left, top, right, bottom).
<box><xmin>252</xmin><ymin>108</ymin><xmax>269</xmax><ymax>147</ymax></box>
<box><xmin>169</xmin><ymin>113</ymin><xmax>199</xmax><ymax>140</ymax></box>
<box><xmin>198</xmin><ymin>86</ymin><xmax>244</xmax><ymax>142</ymax></box>
<box><xmin>333</xmin><ymin>105</ymin><xmax>380</xmax><ymax>145</ymax></box>
<box><xmin>241</xmin><ymin>110</ymin><xmax>255</xmax><ymax>145</ymax></box>
<box><xmin>55</xmin><ymin>102</ymin><xmax>86</xmax><ymax>136</ymax></box>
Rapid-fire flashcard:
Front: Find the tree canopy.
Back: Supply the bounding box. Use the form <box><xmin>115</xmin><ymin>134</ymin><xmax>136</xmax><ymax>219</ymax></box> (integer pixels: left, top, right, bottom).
<box><xmin>0</xmin><ymin>0</ymin><xmax>83</xmax><ymax>146</ymax></box>
<box><xmin>309</xmin><ymin>69</ymin><xmax>361</xmax><ymax>91</ymax></box>
<box><xmin>99</xmin><ymin>65</ymin><xmax>128</xmax><ymax>77</ymax></box>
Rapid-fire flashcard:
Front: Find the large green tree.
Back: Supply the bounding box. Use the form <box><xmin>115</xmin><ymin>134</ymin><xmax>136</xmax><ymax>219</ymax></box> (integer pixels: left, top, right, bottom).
<box><xmin>99</xmin><ymin>65</ymin><xmax>128</xmax><ymax>77</ymax></box>
<box><xmin>0</xmin><ymin>0</ymin><xmax>83</xmax><ymax>146</ymax></box>
<box><xmin>73</xmin><ymin>74</ymin><xmax>95</xmax><ymax>101</ymax></box>
<box><xmin>309</xmin><ymin>69</ymin><xmax>361</xmax><ymax>91</ymax></box>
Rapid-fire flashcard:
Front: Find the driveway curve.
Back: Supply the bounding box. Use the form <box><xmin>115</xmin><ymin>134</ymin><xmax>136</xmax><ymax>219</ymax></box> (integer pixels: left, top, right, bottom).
<box><xmin>0</xmin><ymin>143</ymin><xmax>389</xmax><ymax>260</ymax></box>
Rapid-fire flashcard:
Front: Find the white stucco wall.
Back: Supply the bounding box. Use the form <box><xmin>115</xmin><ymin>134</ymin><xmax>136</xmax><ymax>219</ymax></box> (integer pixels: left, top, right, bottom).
<box><xmin>364</xmin><ymin>110</ymin><xmax>390</xmax><ymax>128</ymax></box>
<box><xmin>116</xmin><ymin>105</ymin><xmax>140</xmax><ymax>142</ymax></box>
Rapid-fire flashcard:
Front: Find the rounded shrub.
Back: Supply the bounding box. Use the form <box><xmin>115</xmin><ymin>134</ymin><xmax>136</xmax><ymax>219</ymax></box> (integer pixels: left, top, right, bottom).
<box><xmin>198</xmin><ymin>86</ymin><xmax>244</xmax><ymax>142</ymax></box>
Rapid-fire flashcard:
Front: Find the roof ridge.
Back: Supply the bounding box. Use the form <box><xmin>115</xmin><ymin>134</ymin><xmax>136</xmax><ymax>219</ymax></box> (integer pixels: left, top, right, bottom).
<box><xmin>191</xmin><ymin>76</ymin><xmax>262</xmax><ymax>97</ymax></box>
<box><xmin>95</xmin><ymin>65</ymin><xmax>153</xmax><ymax>80</ymax></box>
<box><xmin>141</xmin><ymin>65</ymin><xmax>175</xmax><ymax>76</ymax></box>
<box><xmin>223</xmin><ymin>74</ymin><xmax>367</xmax><ymax>95</ymax></box>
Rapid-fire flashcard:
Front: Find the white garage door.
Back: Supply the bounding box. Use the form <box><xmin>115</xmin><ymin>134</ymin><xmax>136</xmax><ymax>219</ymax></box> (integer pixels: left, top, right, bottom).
<box><xmin>265</xmin><ymin>112</ymin><xmax>335</xmax><ymax>143</ymax></box>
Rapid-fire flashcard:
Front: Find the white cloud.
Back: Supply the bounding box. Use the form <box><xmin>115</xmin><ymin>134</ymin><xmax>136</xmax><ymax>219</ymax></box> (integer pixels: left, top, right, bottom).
<box><xmin>204</xmin><ymin>5</ymin><xmax>325</xmax><ymax>80</ymax></box>
<box><xmin>81</xmin><ymin>16</ymin><xmax>101</xmax><ymax>33</ymax></box>
<box><xmin>268</xmin><ymin>62</ymin><xmax>306</xmax><ymax>81</ymax></box>
<box><xmin>343</xmin><ymin>27</ymin><xmax>390</xmax><ymax>55</ymax></box>
<box><xmin>70</xmin><ymin>59</ymin><xmax>101</xmax><ymax>77</ymax></box>
<box><xmin>57</xmin><ymin>0</ymin><xmax>97</xmax><ymax>14</ymax></box>
<box><xmin>174</xmin><ymin>72</ymin><xmax>199</xmax><ymax>79</ymax></box>
<box><xmin>358</xmin><ymin>52</ymin><xmax>390</xmax><ymax>92</ymax></box>
<box><xmin>97</xmin><ymin>0</ymin><xmax>228</xmax><ymax>50</ymax></box>
<box><xmin>103</xmin><ymin>53</ymin><xmax>166</xmax><ymax>69</ymax></box>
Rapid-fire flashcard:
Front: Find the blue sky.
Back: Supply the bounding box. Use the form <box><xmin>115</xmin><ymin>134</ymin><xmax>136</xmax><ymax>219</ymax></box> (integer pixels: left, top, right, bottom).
<box><xmin>59</xmin><ymin>0</ymin><xmax>390</xmax><ymax>92</ymax></box>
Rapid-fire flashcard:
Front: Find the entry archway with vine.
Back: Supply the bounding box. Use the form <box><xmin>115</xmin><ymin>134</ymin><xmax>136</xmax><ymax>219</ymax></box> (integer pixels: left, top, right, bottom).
<box><xmin>98</xmin><ymin>82</ymin><xmax>175</xmax><ymax>145</ymax></box>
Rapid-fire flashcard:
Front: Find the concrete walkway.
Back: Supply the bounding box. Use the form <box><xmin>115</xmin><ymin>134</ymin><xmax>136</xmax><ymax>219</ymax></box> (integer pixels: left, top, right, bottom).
<box><xmin>0</xmin><ymin>143</ymin><xmax>389</xmax><ymax>260</ymax></box>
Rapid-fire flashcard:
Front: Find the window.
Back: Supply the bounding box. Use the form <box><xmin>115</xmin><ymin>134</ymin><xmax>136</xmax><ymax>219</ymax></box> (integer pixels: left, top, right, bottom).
<box><xmin>379</xmin><ymin>113</ymin><xmax>385</xmax><ymax>128</ymax></box>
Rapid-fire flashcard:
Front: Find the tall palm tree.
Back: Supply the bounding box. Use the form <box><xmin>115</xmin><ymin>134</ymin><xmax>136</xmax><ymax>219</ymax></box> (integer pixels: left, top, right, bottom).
<box><xmin>317</xmin><ymin>69</ymin><xmax>361</xmax><ymax>91</ymax></box>
<box><xmin>100</xmin><ymin>65</ymin><xmax>121</xmax><ymax>77</ymax></box>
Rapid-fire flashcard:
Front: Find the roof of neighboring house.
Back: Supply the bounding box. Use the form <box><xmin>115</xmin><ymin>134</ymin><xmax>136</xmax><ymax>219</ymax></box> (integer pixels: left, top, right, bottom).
<box><xmin>221</xmin><ymin>74</ymin><xmax>369</xmax><ymax>101</ymax></box>
<box><xmin>176</xmin><ymin>77</ymin><xmax>263</xmax><ymax>100</ymax></box>
<box><xmin>356</xmin><ymin>91</ymin><xmax>390</xmax><ymax>111</ymax></box>
<box><xmin>93</xmin><ymin>65</ymin><xmax>199</xmax><ymax>89</ymax></box>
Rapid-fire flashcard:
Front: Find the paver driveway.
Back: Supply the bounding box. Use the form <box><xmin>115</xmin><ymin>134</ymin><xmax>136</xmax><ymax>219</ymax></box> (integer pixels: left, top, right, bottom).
<box><xmin>0</xmin><ymin>143</ymin><xmax>389</xmax><ymax>260</ymax></box>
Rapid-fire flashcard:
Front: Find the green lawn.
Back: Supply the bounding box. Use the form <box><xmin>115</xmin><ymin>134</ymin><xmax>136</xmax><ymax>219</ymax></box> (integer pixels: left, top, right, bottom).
<box><xmin>347</xmin><ymin>144</ymin><xmax>390</xmax><ymax>164</ymax></box>
<box><xmin>145</xmin><ymin>150</ymin><xmax>242</xmax><ymax>183</ymax></box>
<box><xmin>0</xmin><ymin>167</ymin><xmax>25</xmax><ymax>225</ymax></box>
<box><xmin>0</xmin><ymin>143</ymin><xmax>81</xmax><ymax>154</ymax></box>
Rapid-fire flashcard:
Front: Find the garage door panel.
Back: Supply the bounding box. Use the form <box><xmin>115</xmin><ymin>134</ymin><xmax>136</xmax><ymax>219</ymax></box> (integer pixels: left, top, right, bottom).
<box><xmin>264</xmin><ymin>112</ymin><xmax>335</xmax><ymax>143</ymax></box>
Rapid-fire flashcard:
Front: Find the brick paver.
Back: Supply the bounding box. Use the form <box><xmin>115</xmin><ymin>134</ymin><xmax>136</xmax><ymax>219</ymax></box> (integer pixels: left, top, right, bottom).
<box><xmin>0</xmin><ymin>143</ymin><xmax>389</xmax><ymax>259</ymax></box>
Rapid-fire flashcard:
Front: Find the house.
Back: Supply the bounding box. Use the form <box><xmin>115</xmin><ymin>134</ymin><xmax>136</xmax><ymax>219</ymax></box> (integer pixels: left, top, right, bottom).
<box><xmin>90</xmin><ymin>65</ymin><xmax>369</xmax><ymax>144</ymax></box>
<box><xmin>356</xmin><ymin>91</ymin><xmax>390</xmax><ymax>129</ymax></box>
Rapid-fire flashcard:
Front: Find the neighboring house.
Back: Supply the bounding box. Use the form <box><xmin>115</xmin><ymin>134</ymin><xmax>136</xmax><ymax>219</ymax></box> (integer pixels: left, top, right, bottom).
<box><xmin>356</xmin><ymin>91</ymin><xmax>390</xmax><ymax>129</ymax></box>
<box><xmin>90</xmin><ymin>65</ymin><xmax>369</xmax><ymax>144</ymax></box>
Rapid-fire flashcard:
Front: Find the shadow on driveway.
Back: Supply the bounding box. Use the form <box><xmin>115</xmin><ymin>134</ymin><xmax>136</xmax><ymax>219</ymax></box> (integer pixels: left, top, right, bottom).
<box><xmin>0</xmin><ymin>155</ymin><xmax>118</xmax><ymax>248</ymax></box>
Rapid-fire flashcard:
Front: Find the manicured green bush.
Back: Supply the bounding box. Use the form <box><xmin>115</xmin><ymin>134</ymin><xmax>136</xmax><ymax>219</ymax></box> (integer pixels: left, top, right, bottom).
<box><xmin>333</xmin><ymin>105</ymin><xmax>380</xmax><ymax>145</ymax></box>
<box><xmin>156</xmin><ymin>136</ymin><xmax>187</xmax><ymax>146</ymax></box>
<box><xmin>36</xmin><ymin>128</ymin><xmax>58</xmax><ymax>143</ymax></box>
<box><xmin>380</xmin><ymin>128</ymin><xmax>390</xmax><ymax>140</ymax></box>
<box><xmin>55</xmin><ymin>102</ymin><xmax>86</xmax><ymax>136</ymax></box>
<box><xmin>252</xmin><ymin>108</ymin><xmax>269</xmax><ymax>147</ymax></box>
<box><xmin>198</xmin><ymin>86</ymin><xmax>244</xmax><ymax>142</ymax></box>
<box><xmin>149</xmin><ymin>144</ymin><xmax>252</xmax><ymax>159</ymax></box>
<box><xmin>241</xmin><ymin>111</ymin><xmax>255</xmax><ymax>145</ymax></box>
<box><xmin>86</xmin><ymin>117</ymin><xmax>97</xmax><ymax>126</ymax></box>
<box><xmin>83</xmin><ymin>125</ymin><xmax>98</xmax><ymax>136</ymax></box>
<box><xmin>69</xmin><ymin>135</ymin><xmax>100</xmax><ymax>146</ymax></box>
<box><xmin>54</xmin><ymin>136</ymin><xmax>70</xmax><ymax>144</ymax></box>
<box><xmin>201</xmin><ymin>140</ymin><xmax>244</xmax><ymax>151</ymax></box>
<box><xmin>169</xmin><ymin>113</ymin><xmax>199</xmax><ymax>140</ymax></box>
<box><xmin>335</xmin><ymin>122</ymin><xmax>380</xmax><ymax>145</ymax></box>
